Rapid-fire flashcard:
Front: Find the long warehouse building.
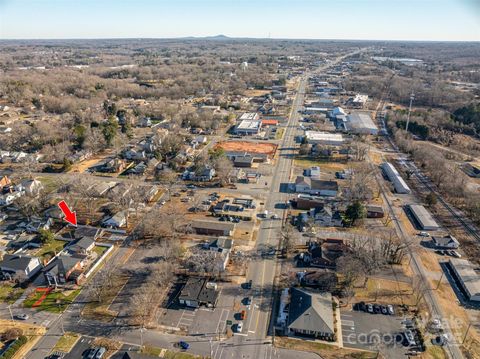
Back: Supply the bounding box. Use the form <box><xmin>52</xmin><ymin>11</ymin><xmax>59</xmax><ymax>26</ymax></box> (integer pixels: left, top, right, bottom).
<box><xmin>381</xmin><ymin>162</ymin><xmax>411</xmax><ymax>194</ymax></box>
<box><xmin>449</xmin><ymin>258</ymin><xmax>480</xmax><ymax>302</ymax></box>
<box><xmin>407</xmin><ymin>204</ymin><xmax>440</xmax><ymax>231</ymax></box>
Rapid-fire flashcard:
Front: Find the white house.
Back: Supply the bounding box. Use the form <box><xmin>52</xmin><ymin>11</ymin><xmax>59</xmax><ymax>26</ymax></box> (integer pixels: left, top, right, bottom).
<box><xmin>102</xmin><ymin>211</ymin><xmax>128</xmax><ymax>228</ymax></box>
<box><xmin>0</xmin><ymin>254</ymin><xmax>42</xmax><ymax>282</ymax></box>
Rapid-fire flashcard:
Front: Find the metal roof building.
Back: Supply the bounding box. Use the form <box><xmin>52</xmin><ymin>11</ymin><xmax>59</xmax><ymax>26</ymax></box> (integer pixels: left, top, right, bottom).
<box><xmin>381</xmin><ymin>162</ymin><xmax>411</xmax><ymax>194</ymax></box>
<box><xmin>346</xmin><ymin>113</ymin><xmax>378</xmax><ymax>135</ymax></box>
<box><xmin>449</xmin><ymin>258</ymin><xmax>480</xmax><ymax>302</ymax></box>
<box><xmin>408</xmin><ymin>204</ymin><xmax>440</xmax><ymax>231</ymax></box>
<box><xmin>235</xmin><ymin>120</ymin><xmax>262</xmax><ymax>135</ymax></box>
<box><xmin>305</xmin><ymin>131</ymin><xmax>345</xmax><ymax>146</ymax></box>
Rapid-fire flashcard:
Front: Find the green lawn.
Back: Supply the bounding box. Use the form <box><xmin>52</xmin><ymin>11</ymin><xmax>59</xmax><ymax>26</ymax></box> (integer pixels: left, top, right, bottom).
<box><xmin>275</xmin><ymin>128</ymin><xmax>285</xmax><ymax>140</ymax></box>
<box><xmin>53</xmin><ymin>333</ymin><xmax>80</xmax><ymax>352</ymax></box>
<box><xmin>142</xmin><ymin>346</ymin><xmax>203</xmax><ymax>359</ymax></box>
<box><xmin>93</xmin><ymin>245</ymin><xmax>108</xmax><ymax>257</ymax></box>
<box><xmin>35</xmin><ymin>239</ymin><xmax>67</xmax><ymax>261</ymax></box>
<box><xmin>24</xmin><ymin>289</ymin><xmax>81</xmax><ymax>313</ymax></box>
<box><xmin>0</xmin><ymin>284</ymin><xmax>25</xmax><ymax>304</ymax></box>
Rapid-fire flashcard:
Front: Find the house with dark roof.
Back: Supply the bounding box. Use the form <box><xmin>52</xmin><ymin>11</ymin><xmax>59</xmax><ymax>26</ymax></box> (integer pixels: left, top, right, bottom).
<box><xmin>192</xmin><ymin>220</ymin><xmax>235</xmax><ymax>237</ymax></box>
<box><xmin>287</xmin><ymin>288</ymin><xmax>335</xmax><ymax>340</ymax></box>
<box><xmin>178</xmin><ymin>277</ymin><xmax>219</xmax><ymax>308</ymax></box>
<box><xmin>67</xmin><ymin>237</ymin><xmax>95</xmax><ymax>255</ymax></box>
<box><xmin>209</xmin><ymin>238</ymin><xmax>233</xmax><ymax>253</ymax></box>
<box><xmin>74</xmin><ymin>226</ymin><xmax>103</xmax><ymax>241</ymax></box>
<box><xmin>43</xmin><ymin>254</ymin><xmax>87</xmax><ymax>287</ymax></box>
<box><xmin>0</xmin><ymin>254</ymin><xmax>42</xmax><ymax>281</ymax></box>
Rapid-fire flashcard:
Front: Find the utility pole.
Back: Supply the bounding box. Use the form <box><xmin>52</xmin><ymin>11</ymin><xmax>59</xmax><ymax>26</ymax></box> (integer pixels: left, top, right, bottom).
<box><xmin>405</xmin><ymin>92</ymin><xmax>415</xmax><ymax>132</ymax></box>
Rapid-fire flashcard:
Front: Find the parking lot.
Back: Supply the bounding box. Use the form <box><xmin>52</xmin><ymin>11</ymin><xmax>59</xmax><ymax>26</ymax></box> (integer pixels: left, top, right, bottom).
<box><xmin>341</xmin><ymin>309</ymin><xmax>409</xmax><ymax>359</ymax></box>
<box><xmin>158</xmin><ymin>281</ymin><xmax>257</xmax><ymax>337</ymax></box>
<box><xmin>63</xmin><ymin>336</ymin><xmax>93</xmax><ymax>359</ymax></box>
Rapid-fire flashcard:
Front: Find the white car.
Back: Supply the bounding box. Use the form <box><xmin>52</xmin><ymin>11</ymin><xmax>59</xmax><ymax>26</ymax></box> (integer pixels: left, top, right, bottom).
<box><xmin>418</xmin><ymin>231</ymin><xmax>430</xmax><ymax>237</ymax></box>
<box><xmin>236</xmin><ymin>322</ymin><xmax>243</xmax><ymax>333</ymax></box>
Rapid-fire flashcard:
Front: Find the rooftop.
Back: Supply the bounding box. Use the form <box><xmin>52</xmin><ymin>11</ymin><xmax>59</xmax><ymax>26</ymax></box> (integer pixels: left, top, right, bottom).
<box><xmin>236</xmin><ymin>120</ymin><xmax>261</xmax><ymax>131</ymax></box>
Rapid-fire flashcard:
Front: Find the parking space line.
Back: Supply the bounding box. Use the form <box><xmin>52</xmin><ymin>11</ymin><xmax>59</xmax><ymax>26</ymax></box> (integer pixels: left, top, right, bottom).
<box><xmin>341</xmin><ymin>319</ymin><xmax>355</xmax><ymax>327</ymax></box>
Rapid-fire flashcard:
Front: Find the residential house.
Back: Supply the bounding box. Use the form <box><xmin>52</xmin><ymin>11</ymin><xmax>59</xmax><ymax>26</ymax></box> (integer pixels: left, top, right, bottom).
<box><xmin>0</xmin><ymin>254</ymin><xmax>42</xmax><ymax>282</ymax></box>
<box><xmin>26</xmin><ymin>217</ymin><xmax>53</xmax><ymax>233</ymax></box>
<box><xmin>102</xmin><ymin>211</ymin><xmax>128</xmax><ymax>229</ymax></box>
<box><xmin>192</xmin><ymin>220</ymin><xmax>235</xmax><ymax>237</ymax></box>
<box><xmin>98</xmin><ymin>159</ymin><xmax>127</xmax><ymax>173</ymax></box>
<box><xmin>67</xmin><ymin>237</ymin><xmax>95</xmax><ymax>255</ymax></box>
<box><xmin>209</xmin><ymin>237</ymin><xmax>233</xmax><ymax>253</ymax></box>
<box><xmin>227</xmin><ymin>168</ymin><xmax>245</xmax><ymax>183</ymax></box>
<box><xmin>182</xmin><ymin>167</ymin><xmax>216</xmax><ymax>182</ymax></box>
<box><xmin>295</xmin><ymin>176</ymin><xmax>311</xmax><ymax>193</ymax></box>
<box><xmin>299</xmin><ymin>239</ymin><xmax>348</xmax><ymax>269</ymax></box>
<box><xmin>88</xmin><ymin>182</ymin><xmax>117</xmax><ymax>197</ymax></box>
<box><xmin>313</xmin><ymin>206</ymin><xmax>343</xmax><ymax>227</ymax></box>
<box><xmin>75</xmin><ymin>226</ymin><xmax>103</xmax><ymax>241</ymax></box>
<box><xmin>43</xmin><ymin>254</ymin><xmax>87</xmax><ymax>287</ymax></box>
<box><xmin>431</xmin><ymin>235</ymin><xmax>460</xmax><ymax>249</ymax></box>
<box><xmin>287</xmin><ymin>288</ymin><xmax>335</xmax><ymax>340</ymax></box>
<box><xmin>178</xmin><ymin>277</ymin><xmax>219</xmax><ymax>308</ymax></box>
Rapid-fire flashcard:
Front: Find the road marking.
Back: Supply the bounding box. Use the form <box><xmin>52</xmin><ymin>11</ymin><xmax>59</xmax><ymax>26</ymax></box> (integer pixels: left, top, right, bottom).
<box><xmin>233</xmin><ymin>332</ymin><xmax>248</xmax><ymax>337</ymax></box>
<box><xmin>341</xmin><ymin>319</ymin><xmax>355</xmax><ymax>327</ymax></box>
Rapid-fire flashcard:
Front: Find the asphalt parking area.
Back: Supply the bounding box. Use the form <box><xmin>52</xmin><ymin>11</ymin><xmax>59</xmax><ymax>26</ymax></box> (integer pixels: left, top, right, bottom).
<box><xmin>341</xmin><ymin>310</ymin><xmax>408</xmax><ymax>359</ymax></box>
<box><xmin>63</xmin><ymin>336</ymin><xmax>93</xmax><ymax>359</ymax></box>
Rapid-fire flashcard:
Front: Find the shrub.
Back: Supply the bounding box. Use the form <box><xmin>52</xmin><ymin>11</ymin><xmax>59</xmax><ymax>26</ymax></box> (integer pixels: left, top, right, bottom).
<box><xmin>0</xmin><ymin>335</ymin><xmax>28</xmax><ymax>359</ymax></box>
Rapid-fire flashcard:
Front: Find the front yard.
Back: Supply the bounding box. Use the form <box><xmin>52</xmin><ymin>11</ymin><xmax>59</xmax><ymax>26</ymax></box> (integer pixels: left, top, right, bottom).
<box><xmin>0</xmin><ymin>284</ymin><xmax>24</xmax><ymax>304</ymax></box>
<box><xmin>23</xmin><ymin>289</ymin><xmax>81</xmax><ymax>313</ymax></box>
<box><xmin>35</xmin><ymin>239</ymin><xmax>67</xmax><ymax>262</ymax></box>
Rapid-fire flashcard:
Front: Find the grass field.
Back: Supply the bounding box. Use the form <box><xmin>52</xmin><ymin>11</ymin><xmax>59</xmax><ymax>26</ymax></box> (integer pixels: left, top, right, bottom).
<box><xmin>0</xmin><ymin>284</ymin><xmax>25</xmax><ymax>304</ymax></box>
<box><xmin>275</xmin><ymin>336</ymin><xmax>376</xmax><ymax>359</ymax></box>
<box><xmin>35</xmin><ymin>239</ymin><xmax>67</xmax><ymax>261</ymax></box>
<box><xmin>53</xmin><ymin>333</ymin><xmax>80</xmax><ymax>353</ymax></box>
<box><xmin>24</xmin><ymin>289</ymin><xmax>81</xmax><ymax>313</ymax></box>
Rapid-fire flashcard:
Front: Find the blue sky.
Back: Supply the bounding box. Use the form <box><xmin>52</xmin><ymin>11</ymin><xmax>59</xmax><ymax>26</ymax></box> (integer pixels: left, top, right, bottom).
<box><xmin>0</xmin><ymin>0</ymin><xmax>479</xmax><ymax>41</ymax></box>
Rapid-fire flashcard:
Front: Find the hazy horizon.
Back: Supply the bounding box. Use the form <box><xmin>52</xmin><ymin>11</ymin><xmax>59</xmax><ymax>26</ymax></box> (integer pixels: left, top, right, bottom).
<box><xmin>1</xmin><ymin>0</ymin><xmax>479</xmax><ymax>41</ymax></box>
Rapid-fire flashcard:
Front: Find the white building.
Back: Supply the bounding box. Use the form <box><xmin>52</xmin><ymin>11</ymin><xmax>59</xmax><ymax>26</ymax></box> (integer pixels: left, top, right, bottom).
<box><xmin>305</xmin><ymin>131</ymin><xmax>344</xmax><ymax>146</ymax></box>
<box><xmin>351</xmin><ymin>94</ymin><xmax>368</xmax><ymax>108</ymax></box>
<box><xmin>346</xmin><ymin>113</ymin><xmax>378</xmax><ymax>135</ymax></box>
<box><xmin>238</xmin><ymin>112</ymin><xmax>259</xmax><ymax>121</ymax></box>
<box><xmin>235</xmin><ymin>120</ymin><xmax>262</xmax><ymax>135</ymax></box>
<box><xmin>449</xmin><ymin>258</ymin><xmax>480</xmax><ymax>302</ymax></box>
<box><xmin>381</xmin><ymin>162</ymin><xmax>411</xmax><ymax>194</ymax></box>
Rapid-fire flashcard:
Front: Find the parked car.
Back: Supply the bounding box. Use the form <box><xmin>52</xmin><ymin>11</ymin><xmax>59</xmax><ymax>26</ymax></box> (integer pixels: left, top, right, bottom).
<box><xmin>367</xmin><ymin>303</ymin><xmax>374</xmax><ymax>314</ymax></box>
<box><xmin>15</xmin><ymin>313</ymin><xmax>29</xmax><ymax>320</ymax></box>
<box><xmin>381</xmin><ymin>305</ymin><xmax>388</xmax><ymax>315</ymax></box>
<box><xmin>95</xmin><ymin>347</ymin><xmax>106</xmax><ymax>359</ymax></box>
<box><xmin>244</xmin><ymin>297</ymin><xmax>252</xmax><ymax>306</ymax></box>
<box><xmin>358</xmin><ymin>301</ymin><xmax>366</xmax><ymax>312</ymax></box>
<box><xmin>373</xmin><ymin>304</ymin><xmax>381</xmax><ymax>314</ymax></box>
<box><xmin>270</xmin><ymin>214</ymin><xmax>279</xmax><ymax>220</ymax></box>
<box><xmin>404</xmin><ymin>330</ymin><xmax>416</xmax><ymax>346</ymax></box>
<box><xmin>245</xmin><ymin>280</ymin><xmax>252</xmax><ymax>289</ymax></box>
<box><xmin>387</xmin><ymin>305</ymin><xmax>395</xmax><ymax>315</ymax></box>
<box><xmin>418</xmin><ymin>231</ymin><xmax>430</xmax><ymax>237</ymax></box>
<box><xmin>179</xmin><ymin>341</ymin><xmax>190</xmax><ymax>350</ymax></box>
<box><xmin>87</xmin><ymin>349</ymin><xmax>98</xmax><ymax>359</ymax></box>
<box><xmin>239</xmin><ymin>310</ymin><xmax>246</xmax><ymax>320</ymax></box>
<box><xmin>236</xmin><ymin>322</ymin><xmax>243</xmax><ymax>333</ymax></box>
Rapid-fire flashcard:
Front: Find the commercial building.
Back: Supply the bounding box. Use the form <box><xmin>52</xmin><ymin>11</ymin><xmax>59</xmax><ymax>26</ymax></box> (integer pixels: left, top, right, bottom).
<box><xmin>191</xmin><ymin>220</ymin><xmax>236</xmax><ymax>236</ymax></box>
<box><xmin>381</xmin><ymin>162</ymin><xmax>411</xmax><ymax>194</ymax></box>
<box><xmin>235</xmin><ymin>120</ymin><xmax>262</xmax><ymax>135</ymax></box>
<box><xmin>431</xmin><ymin>235</ymin><xmax>460</xmax><ymax>249</ymax></box>
<box><xmin>449</xmin><ymin>258</ymin><xmax>480</xmax><ymax>302</ymax></box>
<box><xmin>346</xmin><ymin>113</ymin><xmax>378</xmax><ymax>135</ymax></box>
<box><xmin>178</xmin><ymin>277</ymin><xmax>219</xmax><ymax>308</ymax></box>
<box><xmin>407</xmin><ymin>204</ymin><xmax>440</xmax><ymax>231</ymax></box>
<box><xmin>287</xmin><ymin>288</ymin><xmax>335</xmax><ymax>340</ymax></box>
<box><xmin>305</xmin><ymin>131</ymin><xmax>345</xmax><ymax>146</ymax></box>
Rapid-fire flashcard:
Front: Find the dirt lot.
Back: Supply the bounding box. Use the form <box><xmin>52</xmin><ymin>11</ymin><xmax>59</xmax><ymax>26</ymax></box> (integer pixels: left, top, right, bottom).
<box><xmin>215</xmin><ymin>141</ymin><xmax>278</xmax><ymax>156</ymax></box>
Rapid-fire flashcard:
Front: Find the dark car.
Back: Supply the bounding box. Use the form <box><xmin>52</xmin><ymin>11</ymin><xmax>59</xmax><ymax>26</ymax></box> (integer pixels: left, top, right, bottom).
<box><xmin>179</xmin><ymin>341</ymin><xmax>190</xmax><ymax>350</ymax></box>
<box><xmin>245</xmin><ymin>280</ymin><xmax>252</xmax><ymax>289</ymax></box>
<box><xmin>244</xmin><ymin>297</ymin><xmax>252</xmax><ymax>305</ymax></box>
<box><xmin>358</xmin><ymin>301</ymin><xmax>367</xmax><ymax>312</ymax></box>
<box><xmin>373</xmin><ymin>304</ymin><xmax>381</xmax><ymax>314</ymax></box>
<box><xmin>381</xmin><ymin>305</ymin><xmax>388</xmax><ymax>315</ymax></box>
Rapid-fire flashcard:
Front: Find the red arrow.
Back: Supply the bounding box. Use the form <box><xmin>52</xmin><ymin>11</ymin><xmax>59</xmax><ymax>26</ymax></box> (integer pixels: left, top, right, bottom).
<box><xmin>57</xmin><ymin>200</ymin><xmax>77</xmax><ymax>226</ymax></box>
